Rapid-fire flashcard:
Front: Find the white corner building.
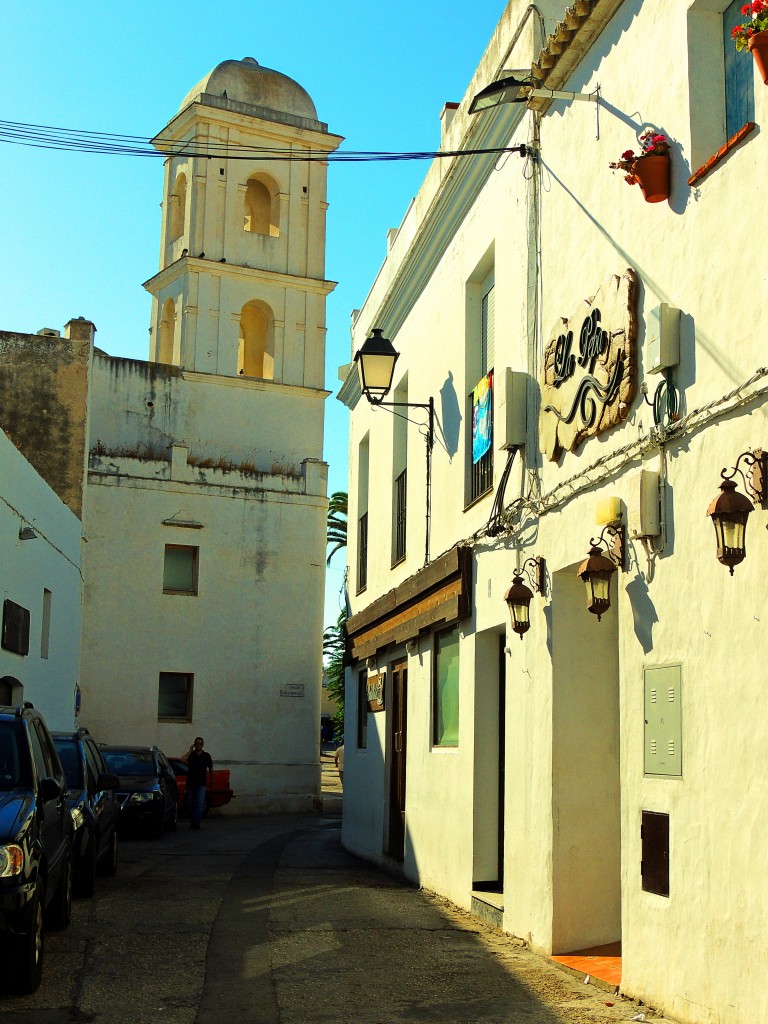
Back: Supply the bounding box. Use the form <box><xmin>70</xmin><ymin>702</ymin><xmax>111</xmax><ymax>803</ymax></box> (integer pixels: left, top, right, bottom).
<box><xmin>338</xmin><ymin>3</ymin><xmax>768</xmax><ymax>1023</ymax></box>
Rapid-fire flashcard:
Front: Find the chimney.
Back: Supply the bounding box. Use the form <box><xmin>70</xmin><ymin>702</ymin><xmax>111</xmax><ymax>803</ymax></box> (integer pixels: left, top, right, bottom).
<box><xmin>440</xmin><ymin>102</ymin><xmax>459</xmax><ymax>146</ymax></box>
<box><xmin>64</xmin><ymin>317</ymin><xmax>96</xmax><ymax>343</ymax></box>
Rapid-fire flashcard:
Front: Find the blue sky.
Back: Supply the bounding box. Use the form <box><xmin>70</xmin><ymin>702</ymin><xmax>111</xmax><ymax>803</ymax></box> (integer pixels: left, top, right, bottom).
<box><xmin>0</xmin><ymin>1</ymin><xmax>507</xmax><ymax>627</ymax></box>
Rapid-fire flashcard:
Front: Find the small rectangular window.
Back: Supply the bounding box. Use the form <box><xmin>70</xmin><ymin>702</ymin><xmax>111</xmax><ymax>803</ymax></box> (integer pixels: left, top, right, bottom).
<box><xmin>158</xmin><ymin>672</ymin><xmax>193</xmax><ymax>721</ymax></box>
<box><xmin>357</xmin><ymin>670</ymin><xmax>368</xmax><ymax>749</ymax></box>
<box><xmin>433</xmin><ymin>627</ymin><xmax>460</xmax><ymax>747</ymax></box>
<box><xmin>2</xmin><ymin>599</ymin><xmax>30</xmax><ymax>656</ymax></box>
<box><xmin>40</xmin><ymin>589</ymin><xmax>52</xmax><ymax>659</ymax></box>
<box><xmin>163</xmin><ymin>545</ymin><xmax>199</xmax><ymax>594</ymax></box>
<box><xmin>357</xmin><ymin>512</ymin><xmax>368</xmax><ymax>593</ymax></box>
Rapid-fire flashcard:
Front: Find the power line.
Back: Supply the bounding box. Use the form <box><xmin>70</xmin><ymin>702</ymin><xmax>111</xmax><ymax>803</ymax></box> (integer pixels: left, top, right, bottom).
<box><xmin>0</xmin><ymin>118</ymin><xmax>526</xmax><ymax>163</ymax></box>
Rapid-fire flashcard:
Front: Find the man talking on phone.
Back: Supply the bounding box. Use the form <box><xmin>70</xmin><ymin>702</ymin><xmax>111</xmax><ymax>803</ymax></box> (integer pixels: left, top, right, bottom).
<box><xmin>182</xmin><ymin>736</ymin><xmax>214</xmax><ymax>830</ymax></box>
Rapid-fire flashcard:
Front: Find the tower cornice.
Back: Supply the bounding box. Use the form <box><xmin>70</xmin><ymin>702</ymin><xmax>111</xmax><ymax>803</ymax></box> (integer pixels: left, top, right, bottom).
<box><xmin>143</xmin><ymin>256</ymin><xmax>337</xmax><ymax>298</ymax></box>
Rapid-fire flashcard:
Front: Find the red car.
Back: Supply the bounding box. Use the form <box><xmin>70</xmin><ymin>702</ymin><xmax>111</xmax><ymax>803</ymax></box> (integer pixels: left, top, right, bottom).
<box><xmin>167</xmin><ymin>758</ymin><xmax>234</xmax><ymax>815</ymax></box>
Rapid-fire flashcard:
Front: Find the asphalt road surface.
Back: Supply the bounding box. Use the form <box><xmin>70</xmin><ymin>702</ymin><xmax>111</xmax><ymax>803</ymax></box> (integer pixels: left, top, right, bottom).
<box><xmin>0</xmin><ymin>813</ymin><xmax>672</xmax><ymax>1024</ymax></box>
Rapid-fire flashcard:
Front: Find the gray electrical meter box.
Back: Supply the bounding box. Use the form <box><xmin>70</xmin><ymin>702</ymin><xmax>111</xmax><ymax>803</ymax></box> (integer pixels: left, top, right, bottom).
<box><xmin>644</xmin><ymin>664</ymin><xmax>682</xmax><ymax>777</ymax></box>
<box><xmin>646</xmin><ymin>303</ymin><xmax>680</xmax><ymax>374</ymax></box>
<box><xmin>496</xmin><ymin>368</ymin><xmax>528</xmax><ymax>450</ymax></box>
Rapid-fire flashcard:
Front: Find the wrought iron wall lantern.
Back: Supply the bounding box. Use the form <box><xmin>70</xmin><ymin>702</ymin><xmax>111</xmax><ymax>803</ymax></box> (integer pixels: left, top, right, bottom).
<box><xmin>504</xmin><ymin>557</ymin><xmax>546</xmax><ymax>639</ymax></box>
<box><xmin>576</xmin><ymin>523</ymin><xmax>625</xmax><ymax>621</ymax></box>
<box><xmin>706</xmin><ymin>449</ymin><xmax>766</xmax><ymax>574</ymax></box>
<box><xmin>354</xmin><ymin>329</ymin><xmax>435</xmax><ymax>566</ymax></box>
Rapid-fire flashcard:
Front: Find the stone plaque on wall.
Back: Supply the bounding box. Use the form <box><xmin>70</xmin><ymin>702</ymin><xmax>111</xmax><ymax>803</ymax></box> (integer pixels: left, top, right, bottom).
<box><xmin>540</xmin><ymin>269</ymin><xmax>638</xmax><ymax>462</ymax></box>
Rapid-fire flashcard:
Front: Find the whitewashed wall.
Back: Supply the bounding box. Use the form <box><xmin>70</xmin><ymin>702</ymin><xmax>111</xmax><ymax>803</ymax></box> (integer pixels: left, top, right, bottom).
<box><xmin>0</xmin><ymin>428</ymin><xmax>83</xmax><ymax>729</ymax></box>
<box><xmin>342</xmin><ymin>1</ymin><xmax>768</xmax><ymax>1022</ymax></box>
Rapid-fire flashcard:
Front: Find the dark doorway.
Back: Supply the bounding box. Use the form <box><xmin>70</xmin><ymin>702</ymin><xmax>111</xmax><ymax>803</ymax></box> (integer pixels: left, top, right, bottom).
<box><xmin>387</xmin><ymin>659</ymin><xmax>408</xmax><ymax>860</ymax></box>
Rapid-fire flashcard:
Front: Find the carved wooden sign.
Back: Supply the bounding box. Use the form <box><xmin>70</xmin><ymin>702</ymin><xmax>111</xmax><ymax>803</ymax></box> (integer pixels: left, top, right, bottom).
<box><xmin>540</xmin><ymin>269</ymin><xmax>637</xmax><ymax>462</ymax></box>
<box><xmin>366</xmin><ymin>673</ymin><xmax>385</xmax><ymax>712</ymax></box>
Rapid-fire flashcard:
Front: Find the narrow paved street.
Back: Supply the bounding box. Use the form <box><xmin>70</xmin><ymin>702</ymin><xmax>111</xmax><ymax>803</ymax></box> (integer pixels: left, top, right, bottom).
<box><xmin>1</xmin><ymin>760</ymin><xmax>672</xmax><ymax>1023</ymax></box>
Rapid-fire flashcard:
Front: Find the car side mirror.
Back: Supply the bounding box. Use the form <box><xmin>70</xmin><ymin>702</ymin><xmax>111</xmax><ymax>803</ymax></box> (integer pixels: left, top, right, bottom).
<box><xmin>98</xmin><ymin>772</ymin><xmax>119</xmax><ymax>790</ymax></box>
<box><xmin>40</xmin><ymin>776</ymin><xmax>63</xmax><ymax>802</ymax></box>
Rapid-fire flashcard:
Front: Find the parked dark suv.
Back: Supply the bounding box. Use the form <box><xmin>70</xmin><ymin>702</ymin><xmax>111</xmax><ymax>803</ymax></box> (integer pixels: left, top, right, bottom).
<box><xmin>52</xmin><ymin>728</ymin><xmax>119</xmax><ymax>897</ymax></box>
<box><xmin>0</xmin><ymin>703</ymin><xmax>73</xmax><ymax>993</ymax></box>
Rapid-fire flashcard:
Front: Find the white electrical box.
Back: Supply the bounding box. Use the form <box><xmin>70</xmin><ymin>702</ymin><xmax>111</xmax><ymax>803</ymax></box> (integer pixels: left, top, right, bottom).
<box><xmin>496</xmin><ymin>368</ymin><xmax>528</xmax><ymax>449</ymax></box>
<box><xmin>627</xmin><ymin>468</ymin><xmax>661</xmax><ymax>539</ymax></box>
<box><xmin>646</xmin><ymin>303</ymin><xmax>680</xmax><ymax>374</ymax></box>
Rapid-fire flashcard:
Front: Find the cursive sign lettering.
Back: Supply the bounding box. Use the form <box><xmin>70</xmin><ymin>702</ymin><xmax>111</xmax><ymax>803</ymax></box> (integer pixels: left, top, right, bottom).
<box><xmin>577</xmin><ymin>308</ymin><xmax>609</xmax><ymax>374</ymax></box>
<box><xmin>553</xmin><ymin>331</ymin><xmax>575</xmax><ymax>387</ymax></box>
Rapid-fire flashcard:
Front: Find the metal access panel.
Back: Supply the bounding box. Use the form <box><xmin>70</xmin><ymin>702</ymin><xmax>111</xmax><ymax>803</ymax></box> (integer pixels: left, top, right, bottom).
<box><xmin>641</xmin><ymin>810</ymin><xmax>670</xmax><ymax>897</ymax></box>
<box><xmin>644</xmin><ymin>664</ymin><xmax>682</xmax><ymax>777</ymax></box>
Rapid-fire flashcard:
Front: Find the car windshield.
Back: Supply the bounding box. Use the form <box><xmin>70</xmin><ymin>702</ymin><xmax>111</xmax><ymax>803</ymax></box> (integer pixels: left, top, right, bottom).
<box><xmin>53</xmin><ymin>739</ymin><xmax>83</xmax><ymax>789</ymax></box>
<box><xmin>0</xmin><ymin>721</ymin><xmax>26</xmax><ymax>789</ymax></box>
<box><xmin>101</xmin><ymin>750</ymin><xmax>156</xmax><ymax>776</ymax></box>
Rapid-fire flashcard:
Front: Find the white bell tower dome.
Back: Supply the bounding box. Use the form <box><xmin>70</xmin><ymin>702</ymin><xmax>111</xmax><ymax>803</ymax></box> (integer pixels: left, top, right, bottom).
<box><xmin>144</xmin><ymin>57</ymin><xmax>342</xmax><ymax>388</ymax></box>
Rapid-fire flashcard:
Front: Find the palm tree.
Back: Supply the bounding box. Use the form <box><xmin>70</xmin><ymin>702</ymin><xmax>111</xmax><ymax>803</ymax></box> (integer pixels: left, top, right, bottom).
<box><xmin>326</xmin><ymin>491</ymin><xmax>348</xmax><ymax>565</ymax></box>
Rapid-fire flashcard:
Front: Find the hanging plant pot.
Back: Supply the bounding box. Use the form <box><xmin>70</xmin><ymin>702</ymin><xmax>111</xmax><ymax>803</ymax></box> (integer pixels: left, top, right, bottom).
<box><xmin>748</xmin><ymin>29</ymin><xmax>768</xmax><ymax>85</ymax></box>
<box><xmin>631</xmin><ymin>154</ymin><xmax>670</xmax><ymax>203</ymax></box>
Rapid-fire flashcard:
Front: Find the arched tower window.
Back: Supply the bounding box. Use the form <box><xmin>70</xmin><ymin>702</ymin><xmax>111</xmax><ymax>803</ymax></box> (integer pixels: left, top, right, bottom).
<box><xmin>244</xmin><ymin>175</ymin><xmax>279</xmax><ymax>237</ymax></box>
<box><xmin>169</xmin><ymin>173</ymin><xmax>187</xmax><ymax>243</ymax></box>
<box><xmin>238</xmin><ymin>301</ymin><xmax>274</xmax><ymax>379</ymax></box>
<box><xmin>158</xmin><ymin>298</ymin><xmax>176</xmax><ymax>364</ymax></box>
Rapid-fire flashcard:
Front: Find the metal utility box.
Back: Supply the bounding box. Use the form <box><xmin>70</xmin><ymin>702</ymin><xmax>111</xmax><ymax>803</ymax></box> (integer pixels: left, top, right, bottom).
<box><xmin>646</xmin><ymin>303</ymin><xmax>680</xmax><ymax>374</ymax></box>
<box><xmin>627</xmin><ymin>469</ymin><xmax>661</xmax><ymax>539</ymax></box>
<box><xmin>644</xmin><ymin>664</ymin><xmax>682</xmax><ymax>777</ymax></box>
<box><xmin>496</xmin><ymin>368</ymin><xmax>528</xmax><ymax>449</ymax></box>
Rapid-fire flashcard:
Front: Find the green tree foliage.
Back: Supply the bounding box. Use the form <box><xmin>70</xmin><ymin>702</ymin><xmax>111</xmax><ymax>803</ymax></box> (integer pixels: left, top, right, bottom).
<box><xmin>323</xmin><ymin>611</ymin><xmax>346</xmax><ymax>738</ymax></box>
<box><xmin>324</xmin><ymin>491</ymin><xmax>348</xmax><ymax>736</ymax></box>
<box><xmin>326</xmin><ymin>491</ymin><xmax>348</xmax><ymax>565</ymax></box>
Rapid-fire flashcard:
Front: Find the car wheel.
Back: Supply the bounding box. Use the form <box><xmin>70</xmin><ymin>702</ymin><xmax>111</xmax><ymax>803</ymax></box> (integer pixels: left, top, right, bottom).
<box><xmin>74</xmin><ymin>842</ymin><xmax>96</xmax><ymax>899</ymax></box>
<box><xmin>98</xmin><ymin>828</ymin><xmax>118</xmax><ymax>877</ymax></box>
<box><xmin>47</xmin><ymin>857</ymin><xmax>72</xmax><ymax>930</ymax></box>
<box><xmin>166</xmin><ymin>802</ymin><xmax>178</xmax><ymax>832</ymax></box>
<box><xmin>12</xmin><ymin>881</ymin><xmax>45</xmax><ymax>994</ymax></box>
<box><xmin>149</xmin><ymin>814</ymin><xmax>164</xmax><ymax>839</ymax></box>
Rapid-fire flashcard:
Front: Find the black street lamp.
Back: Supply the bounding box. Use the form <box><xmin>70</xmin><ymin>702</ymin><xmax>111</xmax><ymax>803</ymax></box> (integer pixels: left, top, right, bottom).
<box><xmin>354</xmin><ymin>329</ymin><xmax>434</xmax><ymax>566</ymax></box>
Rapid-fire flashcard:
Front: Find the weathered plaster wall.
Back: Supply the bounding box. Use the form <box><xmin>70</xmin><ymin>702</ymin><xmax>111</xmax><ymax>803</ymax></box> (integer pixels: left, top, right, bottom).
<box><xmin>88</xmin><ymin>351</ymin><xmax>325</xmax><ymax>476</ymax></box>
<box><xmin>0</xmin><ymin>322</ymin><xmax>91</xmax><ymax>518</ymax></box>
<box><xmin>80</xmin><ymin>453</ymin><xmax>327</xmax><ymax>812</ymax></box>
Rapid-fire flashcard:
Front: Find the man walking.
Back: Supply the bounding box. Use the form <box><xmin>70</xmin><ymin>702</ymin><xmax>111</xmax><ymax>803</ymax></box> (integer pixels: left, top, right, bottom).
<box><xmin>182</xmin><ymin>736</ymin><xmax>214</xmax><ymax>830</ymax></box>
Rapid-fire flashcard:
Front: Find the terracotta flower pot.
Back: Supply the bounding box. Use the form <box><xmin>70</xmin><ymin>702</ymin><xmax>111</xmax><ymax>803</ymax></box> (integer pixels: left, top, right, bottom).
<box><xmin>631</xmin><ymin>155</ymin><xmax>670</xmax><ymax>204</ymax></box>
<box><xmin>748</xmin><ymin>29</ymin><xmax>768</xmax><ymax>85</ymax></box>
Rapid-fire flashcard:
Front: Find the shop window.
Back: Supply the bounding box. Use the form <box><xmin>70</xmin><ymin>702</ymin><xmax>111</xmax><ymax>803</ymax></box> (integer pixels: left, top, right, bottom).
<box><xmin>163</xmin><ymin>545</ymin><xmax>199</xmax><ymax>595</ymax></box>
<box><xmin>433</xmin><ymin>626</ymin><xmax>459</xmax><ymax>747</ymax></box>
<box><xmin>158</xmin><ymin>672</ymin><xmax>193</xmax><ymax>721</ymax></box>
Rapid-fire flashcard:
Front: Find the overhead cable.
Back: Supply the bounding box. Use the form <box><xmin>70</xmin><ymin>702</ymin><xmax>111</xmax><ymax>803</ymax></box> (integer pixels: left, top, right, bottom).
<box><xmin>0</xmin><ymin>118</ymin><xmax>528</xmax><ymax>163</ymax></box>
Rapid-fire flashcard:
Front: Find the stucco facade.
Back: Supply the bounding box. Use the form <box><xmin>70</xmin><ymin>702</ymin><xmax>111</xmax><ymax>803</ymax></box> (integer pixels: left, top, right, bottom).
<box><xmin>0</xmin><ymin>426</ymin><xmax>83</xmax><ymax>728</ymax></box>
<box><xmin>339</xmin><ymin>3</ymin><xmax>767</xmax><ymax>1023</ymax></box>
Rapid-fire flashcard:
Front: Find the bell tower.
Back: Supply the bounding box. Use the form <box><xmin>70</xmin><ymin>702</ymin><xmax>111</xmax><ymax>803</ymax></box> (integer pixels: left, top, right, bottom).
<box><xmin>144</xmin><ymin>57</ymin><xmax>342</xmax><ymax>388</ymax></box>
